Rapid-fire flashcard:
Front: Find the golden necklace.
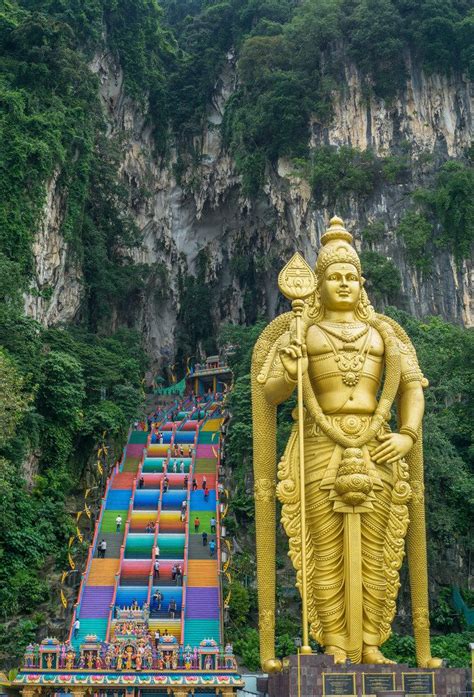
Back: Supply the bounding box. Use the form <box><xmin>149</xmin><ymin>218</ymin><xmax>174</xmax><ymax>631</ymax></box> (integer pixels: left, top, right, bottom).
<box><xmin>319</xmin><ymin>324</ymin><xmax>372</xmax><ymax>386</ymax></box>
<box><xmin>319</xmin><ymin>322</ymin><xmax>369</xmax><ymax>344</ymax></box>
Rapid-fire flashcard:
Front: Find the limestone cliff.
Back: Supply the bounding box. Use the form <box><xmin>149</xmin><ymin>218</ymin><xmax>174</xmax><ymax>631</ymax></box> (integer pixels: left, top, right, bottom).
<box><xmin>26</xmin><ymin>49</ymin><xmax>472</xmax><ymax>363</ymax></box>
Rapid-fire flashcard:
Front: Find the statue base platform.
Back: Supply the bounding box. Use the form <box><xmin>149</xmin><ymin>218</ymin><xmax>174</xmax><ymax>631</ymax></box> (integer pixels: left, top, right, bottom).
<box><xmin>257</xmin><ymin>653</ymin><xmax>468</xmax><ymax>697</ymax></box>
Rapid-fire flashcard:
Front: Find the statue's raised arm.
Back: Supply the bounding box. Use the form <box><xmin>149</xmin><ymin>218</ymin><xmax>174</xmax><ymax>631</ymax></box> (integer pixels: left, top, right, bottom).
<box><xmin>251</xmin><ymin>216</ymin><xmax>442</xmax><ymax>670</ymax></box>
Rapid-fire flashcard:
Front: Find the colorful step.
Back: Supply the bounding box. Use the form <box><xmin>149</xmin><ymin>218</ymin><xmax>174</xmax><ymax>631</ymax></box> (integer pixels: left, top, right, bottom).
<box><xmin>147</xmin><ymin>444</ymin><xmax>169</xmax><ymax>457</ymax></box>
<box><xmin>184</xmin><ymin>619</ymin><xmax>220</xmax><ymax>646</ymax></box>
<box><xmin>142</xmin><ymin>458</ymin><xmax>166</xmax><ymax>473</ymax></box>
<box><xmin>134</xmin><ymin>489</ymin><xmax>160</xmax><ymax>509</ymax></box>
<box><xmin>167</xmin><ymin>458</ymin><xmax>192</xmax><ymax>472</ymax></box>
<box><xmin>187</xmin><ymin>561</ymin><xmax>218</xmax><ymax>587</ymax></box>
<box><xmin>159</xmin><ymin>511</ymin><xmax>185</xmax><ymax>533</ymax></box>
<box><xmin>161</xmin><ymin>490</ymin><xmax>187</xmax><ymax>511</ymax></box>
<box><xmin>195</xmin><ymin>444</ymin><xmax>217</xmax><ymax>458</ymax></box>
<box><xmin>129</xmin><ymin>430</ymin><xmax>148</xmax><ymax>444</ymax></box>
<box><xmin>190</xmin><ymin>490</ymin><xmax>216</xmax><ymax>510</ymax></box>
<box><xmin>157</xmin><ymin>534</ymin><xmax>185</xmax><ymax>558</ymax></box>
<box><xmin>111</xmin><ymin>472</ymin><xmax>136</xmax><ymax>489</ymax></box>
<box><xmin>189</xmin><ymin>511</ymin><xmax>217</xmax><ymax>535</ymax></box>
<box><xmin>201</xmin><ymin>418</ymin><xmax>223</xmax><ymax>431</ymax></box>
<box><xmin>181</xmin><ymin>420</ymin><xmax>199</xmax><ymax>431</ymax></box>
<box><xmin>147</xmin><ymin>619</ymin><xmax>181</xmax><ymax>639</ymax></box>
<box><xmin>174</xmin><ymin>432</ymin><xmax>195</xmax><ymax>444</ymax></box>
<box><xmin>126</xmin><ymin>443</ymin><xmax>146</xmax><ymax>458</ymax></box>
<box><xmin>79</xmin><ymin>586</ymin><xmax>114</xmax><ymax>619</ymax></box>
<box><xmin>185</xmin><ymin>587</ymin><xmax>219</xmax><ymax>619</ymax></box>
<box><xmin>100</xmin><ymin>510</ymin><xmax>128</xmax><ymax>534</ymax></box>
<box><xmin>71</xmin><ymin>618</ymin><xmax>108</xmax><ymax>649</ymax></box>
<box><xmin>105</xmin><ymin>489</ymin><xmax>133</xmax><ymax>510</ymax></box>
<box><xmin>130</xmin><ymin>511</ymin><xmax>157</xmax><ymax>532</ymax></box>
<box><xmin>124</xmin><ymin>534</ymin><xmax>154</xmax><ymax>559</ymax></box>
<box><xmin>194</xmin><ymin>457</ymin><xmax>218</xmax><ymax>473</ymax></box>
<box><xmin>121</xmin><ymin>559</ymin><xmax>152</xmax><ymax>579</ymax></box>
<box><xmin>115</xmin><ymin>586</ymin><xmax>148</xmax><ymax>608</ymax></box>
<box><xmin>197</xmin><ymin>432</ymin><xmax>218</xmax><ymax>445</ymax></box>
<box><xmin>87</xmin><ymin>559</ymin><xmax>120</xmax><ymax>585</ymax></box>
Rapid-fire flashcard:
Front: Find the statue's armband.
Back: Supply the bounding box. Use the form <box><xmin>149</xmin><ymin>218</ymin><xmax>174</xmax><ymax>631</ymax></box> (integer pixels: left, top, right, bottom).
<box><xmin>257</xmin><ymin>332</ymin><xmax>291</xmax><ymax>385</ymax></box>
<box><xmin>398</xmin><ymin>339</ymin><xmax>428</xmax><ymax>389</ymax></box>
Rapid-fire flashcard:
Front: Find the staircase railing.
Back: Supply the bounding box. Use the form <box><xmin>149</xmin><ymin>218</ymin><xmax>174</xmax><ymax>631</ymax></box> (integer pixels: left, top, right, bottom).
<box><xmin>179</xmin><ymin>448</ymin><xmax>193</xmax><ymax>644</ymax></box>
<box><xmin>105</xmin><ymin>472</ymin><xmax>138</xmax><ymax>641</ymax></box>
<box><xmin>215</xmin><ymin>431</ymin><xmax>224</xmax><ymax>644</ymax></box>
<box><xmin>67</xmin><ymin>461</ymin><xmax>119</xmax><ymax>642</ymax></box>
<box><xmin>147</xmin><ymin>477</ymin><xmax>163</xmax><ymax>607</ymax></box>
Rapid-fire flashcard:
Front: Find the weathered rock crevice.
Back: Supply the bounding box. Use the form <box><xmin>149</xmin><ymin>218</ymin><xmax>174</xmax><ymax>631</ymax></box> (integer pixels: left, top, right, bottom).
<box><xmin>26</xmin><ymin>49</ymin><xmax>472</xmax><ymax>362</ymax></box>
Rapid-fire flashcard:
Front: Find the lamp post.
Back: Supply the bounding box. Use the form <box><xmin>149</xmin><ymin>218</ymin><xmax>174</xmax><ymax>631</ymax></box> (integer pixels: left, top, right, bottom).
<box><xmin>469</xmin><ymin>643</ymin><xmax>474</xmax><ymax>693</ymax></box>
<box><xmin>294</xmin><ymin>637</ymin><xmax>302</xmax><ymax>697</ymax></box>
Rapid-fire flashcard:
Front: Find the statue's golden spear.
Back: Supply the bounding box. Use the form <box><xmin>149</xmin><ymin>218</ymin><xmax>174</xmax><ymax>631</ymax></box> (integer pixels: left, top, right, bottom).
<box><xmin>278</xmin><ymin>252</ymin><xmax>316</xmax><ymax>656</ymax></box>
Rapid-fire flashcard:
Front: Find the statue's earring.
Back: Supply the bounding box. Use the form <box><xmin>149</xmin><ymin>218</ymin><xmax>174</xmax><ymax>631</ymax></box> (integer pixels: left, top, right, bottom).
<box><xmin>307</xmin><ymin>288</ymin><xmax>323</xmax><ymax>321</ymax></box>
<box><xmin>356</xmin><ymin>287</ymin><xmax>374</xmax><ymax>321</ymax></box>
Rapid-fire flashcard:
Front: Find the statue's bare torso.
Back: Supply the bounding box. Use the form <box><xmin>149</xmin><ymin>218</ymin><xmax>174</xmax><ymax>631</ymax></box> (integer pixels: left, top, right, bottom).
<box><xmin>306</xmin><ymin>322</ymin><xmax>384</xmax><ymax>415</ymax></box>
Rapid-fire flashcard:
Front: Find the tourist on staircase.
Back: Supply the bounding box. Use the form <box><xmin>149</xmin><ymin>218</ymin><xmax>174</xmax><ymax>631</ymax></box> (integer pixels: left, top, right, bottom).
<box><xmin>98</xmin><ymin>538</ymin><xmax>107</xmax><ymax>558</ymax></box>
<box><xmin>153</xmin><ymin>558</ymin><xmax>160</xmax><ymax>579</ymax></box>
<box><xmin>169</xmin><ymin>598</ymin><xmax>177</xmax><ymax>618</ymax></box>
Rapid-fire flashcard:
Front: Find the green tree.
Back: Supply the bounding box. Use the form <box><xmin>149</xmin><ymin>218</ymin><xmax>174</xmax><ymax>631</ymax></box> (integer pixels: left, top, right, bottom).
<box><xmin>37</xmin><ymin>351</ymin><xmax>85</xmax><ymax>427</ymax></box>
<box><xmin>0</xmin><ymin>349</ymin><xmax>32</xmax><ymax>446</ymax></box>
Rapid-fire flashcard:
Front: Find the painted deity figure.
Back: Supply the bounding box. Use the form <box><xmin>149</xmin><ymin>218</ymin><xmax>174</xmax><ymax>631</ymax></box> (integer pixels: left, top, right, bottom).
<box><xmin>252</xmin><ymin>217</ymin><xmax>442</xmax><ymax>669</ymax></box>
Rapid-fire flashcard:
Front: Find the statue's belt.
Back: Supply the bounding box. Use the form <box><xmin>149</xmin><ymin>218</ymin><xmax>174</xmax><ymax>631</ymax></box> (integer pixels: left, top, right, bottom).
<box><xmin>291</xmin><ymin>415</ymin><xmax>393</xmax><ymax>491</ymax></box>
<box><xmin>300</xmin><ymin>413</ymin><xmax>389</xmax><ymax>438</ymax></box>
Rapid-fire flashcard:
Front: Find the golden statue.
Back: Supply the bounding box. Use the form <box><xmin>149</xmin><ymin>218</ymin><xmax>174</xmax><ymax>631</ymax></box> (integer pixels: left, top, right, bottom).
<box><xmin>252</xmin><ymin>216</ymin><xmax>442</xmax><ymax>670</ymax></box>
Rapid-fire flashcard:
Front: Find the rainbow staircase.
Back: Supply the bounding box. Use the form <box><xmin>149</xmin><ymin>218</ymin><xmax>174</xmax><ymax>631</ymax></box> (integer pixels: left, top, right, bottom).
<box><xmin>184</xmin><ymin>414</ymin><xmax>223</xmax><ymax>646</ymax></box>
<box><xmin>70</xmin><ymin>430</ymin><xmax>147</xmax><ymax>648</ymax></box>
<box><xmin>69</xmin><ymin>398</ymin><xmax>225</xmax><ymax>651</ymax></box>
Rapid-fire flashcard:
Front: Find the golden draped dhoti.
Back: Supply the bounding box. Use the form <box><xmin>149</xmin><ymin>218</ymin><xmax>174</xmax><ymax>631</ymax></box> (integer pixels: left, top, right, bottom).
<box><xmin>277</xmin><ymin>415</ymin><xmax>411</xmax><ymax>662</ymax></box>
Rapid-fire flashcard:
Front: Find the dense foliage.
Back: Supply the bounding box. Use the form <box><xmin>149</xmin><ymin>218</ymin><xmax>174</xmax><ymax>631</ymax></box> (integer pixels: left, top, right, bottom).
<box><xmin>222</xmin><ymin>0</ymin><xmax>472</xmax><ymax>193</ymax></box>
<box><xmin>0</xmin><ymin>3</ymin><xmax>153</xmax><ymax>664</ymax></box>
<box><xmin>0</xmin><ymin>311</ymin><xmax>146</xmax><ymax>665</ymax></box>
<box><xmin>219</xmin><ymin>310</ymin><xmax>473</xmax><ymax>669</ymax></box>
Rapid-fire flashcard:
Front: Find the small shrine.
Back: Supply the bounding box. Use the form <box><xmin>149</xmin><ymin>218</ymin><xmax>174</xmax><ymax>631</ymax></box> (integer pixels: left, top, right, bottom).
<box><xmin>224</xmin><ymin>643</ymin><xmax>237</xmax><ymax>669</ymax></box>
<box><xmin>38</xmin><ymin>638</ymin><xmax>60</xmax><ymax>670</ymax></box>
<box><xmin>198</xmin><ymin>638</ymin><xmax>220</xmax><ymax>671</ymax></box>
<box><xmin>156</xmin><ymin>633</ymin><xmax>179</xmax><ymax>669</ymax></box>
<box><xmin>78</xmin><ymin>635</ymin><xmax>102</xmax><ymax>669</ymax></box>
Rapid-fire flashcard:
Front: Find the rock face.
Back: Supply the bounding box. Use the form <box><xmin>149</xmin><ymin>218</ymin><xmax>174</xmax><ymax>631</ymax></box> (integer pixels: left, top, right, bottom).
<box><xmin>23</xmin><ymin>169</ymin><xmax>83</xmax><ymax>325</ymax></box>
<box><xmin>26</xmin><ymin>50</ymin><xmax>472</xmax><ymax>360</ymax></box>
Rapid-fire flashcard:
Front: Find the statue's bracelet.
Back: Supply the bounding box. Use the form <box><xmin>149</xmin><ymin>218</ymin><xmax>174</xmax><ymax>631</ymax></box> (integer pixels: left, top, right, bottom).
<box><xmin>284</xmin><ymin>371</ymin><xmax>297</xmax><ymax>385</ymax></box>
<box><xmin>400</xmin><ymin>426</ymin><xmax>418</xmax><ymax>443</ymax></box>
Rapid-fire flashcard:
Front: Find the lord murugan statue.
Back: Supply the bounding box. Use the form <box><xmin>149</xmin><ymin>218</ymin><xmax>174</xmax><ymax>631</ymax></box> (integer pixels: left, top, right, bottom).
<box><xmin>252</xmin><ymin>216</ymin><xmax>442</xmax><ymax>670</ymax></box>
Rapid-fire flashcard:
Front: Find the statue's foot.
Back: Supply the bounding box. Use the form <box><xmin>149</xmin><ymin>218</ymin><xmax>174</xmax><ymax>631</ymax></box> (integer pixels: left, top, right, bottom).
<box><xmin>362</xmin><ymin>646</ymin><xmax>396</xmax><ymax>664</ymax></box>
<box><xmin>263</xmin><ymin>658</ymin><xmax>282</xmax><ymax>673</ymax></box>
<box><xmin>325</xmin><ymin>645</ymin><xmax>347</xmax><ymax>664</ymax></box>
<box><xmin>420</xmin><ymin>657</ymin><xmax>443</xmax><ymax>668</ymax></box>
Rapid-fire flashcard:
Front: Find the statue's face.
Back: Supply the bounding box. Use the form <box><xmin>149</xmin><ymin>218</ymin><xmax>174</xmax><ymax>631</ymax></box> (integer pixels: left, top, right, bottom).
<box><xmin>320</xmin><ymin>262</ymin><xmax>361</xmax><ymax>311</ymax></box>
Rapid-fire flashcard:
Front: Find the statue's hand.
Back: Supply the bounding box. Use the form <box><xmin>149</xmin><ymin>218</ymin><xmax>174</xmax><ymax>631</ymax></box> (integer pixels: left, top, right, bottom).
<box><xmin>279</xmin><ymin>340</ymin><xmax>308</xmax><ymax>381</ymax></box>
<box><xmin>372</xmin><ymin>433</ymin><xmax>414</xmax><ymax>464</ymax></box>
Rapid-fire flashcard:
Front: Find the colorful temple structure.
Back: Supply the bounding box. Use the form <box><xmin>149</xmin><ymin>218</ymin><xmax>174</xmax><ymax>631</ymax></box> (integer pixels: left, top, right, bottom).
<box><xmin>13</xmin><ymin>395</ymin><xmax>243</xmax><ymax>696</ymax></box>
<box><xmin>187</xmin><ymin>357</ymin><xmax>232</xmax><ymax>396</ymax></box>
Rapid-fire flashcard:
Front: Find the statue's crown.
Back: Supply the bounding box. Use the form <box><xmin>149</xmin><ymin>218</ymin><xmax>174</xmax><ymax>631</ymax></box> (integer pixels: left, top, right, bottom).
<box><xmin>316</xmin><ymin>216</ymin><xmax>361</xmax><ymax>276</ymax></box>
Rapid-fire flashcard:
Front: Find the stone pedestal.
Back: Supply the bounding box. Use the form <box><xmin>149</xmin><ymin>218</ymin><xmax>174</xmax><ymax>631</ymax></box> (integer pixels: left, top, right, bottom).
<box><xmin>257</xmin><ymin>653</ymin><xmax>469</xmax><ymax>697</ymax></box>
